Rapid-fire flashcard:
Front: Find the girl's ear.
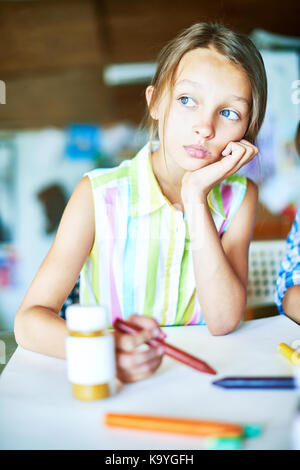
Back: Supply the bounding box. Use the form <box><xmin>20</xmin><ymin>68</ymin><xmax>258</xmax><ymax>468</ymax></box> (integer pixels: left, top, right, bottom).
<box><xmin>145</xmin><ymin>86</ymin><xmax>159</xmax><ymax>120</ymax></box>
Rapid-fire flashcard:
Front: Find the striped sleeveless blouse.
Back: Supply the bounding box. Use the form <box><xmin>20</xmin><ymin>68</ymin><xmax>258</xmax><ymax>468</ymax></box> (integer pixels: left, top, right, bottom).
<box><xmin>80</xmin><ymin>142</ymin><xmax>247</xmax><ymax>327</ymax></box>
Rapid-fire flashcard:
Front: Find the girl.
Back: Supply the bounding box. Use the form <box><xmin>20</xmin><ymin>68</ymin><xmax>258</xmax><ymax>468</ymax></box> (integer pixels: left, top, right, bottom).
<box><xmin>14</xmin><ymin>22</ymin><xmax>267</xmax><ymax>383</ymax></box>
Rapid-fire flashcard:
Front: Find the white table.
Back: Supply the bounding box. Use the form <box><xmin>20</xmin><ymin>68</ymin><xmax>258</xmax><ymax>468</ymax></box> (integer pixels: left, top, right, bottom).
<box><xmin>0</xmin><ymin>315</ymin><xmax>299</xmax><ymax>450</ymax></box>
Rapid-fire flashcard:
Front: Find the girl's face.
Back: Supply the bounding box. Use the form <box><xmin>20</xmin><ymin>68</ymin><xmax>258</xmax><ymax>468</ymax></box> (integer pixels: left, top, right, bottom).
<box><xmin>148</xmin><ymin>47</ymin><xmax>252</xmax><ymax>179</ymax></box>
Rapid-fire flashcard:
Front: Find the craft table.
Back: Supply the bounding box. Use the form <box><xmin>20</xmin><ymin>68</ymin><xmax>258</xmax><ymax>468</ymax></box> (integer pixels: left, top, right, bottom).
<box><xmin>0</xmin><ymin>315</ymin><xmax>299</xmax><ymax>450</ymax></box>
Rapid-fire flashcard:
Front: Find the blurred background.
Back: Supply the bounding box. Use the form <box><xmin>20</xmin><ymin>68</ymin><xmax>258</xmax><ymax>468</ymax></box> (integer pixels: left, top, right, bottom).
<box><xmin>0</xmin><ymin>0</ymin><xmax>300</xmax><ymax>339</ymax></box>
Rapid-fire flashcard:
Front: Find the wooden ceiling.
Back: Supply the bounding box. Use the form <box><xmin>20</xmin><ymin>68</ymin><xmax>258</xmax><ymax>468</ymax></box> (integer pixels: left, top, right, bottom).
<box><xmin>0</xmin><ymin>0</ymin><xmax>299</xmax><ymax>129</ymax></box>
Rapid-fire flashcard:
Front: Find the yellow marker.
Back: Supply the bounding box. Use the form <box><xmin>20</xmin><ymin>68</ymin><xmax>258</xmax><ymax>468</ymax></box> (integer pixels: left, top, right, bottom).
<box><xmin>278</xmin><ymin>343</ymin><xmax>300</xmax><ymax>365</ymax></box>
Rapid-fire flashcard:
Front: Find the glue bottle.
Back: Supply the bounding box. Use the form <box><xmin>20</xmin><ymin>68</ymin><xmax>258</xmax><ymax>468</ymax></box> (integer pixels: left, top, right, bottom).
<box><xmin>65</xmin><ymin>305</ymin><xmax>116</xmax><ymax>401</ymax></box>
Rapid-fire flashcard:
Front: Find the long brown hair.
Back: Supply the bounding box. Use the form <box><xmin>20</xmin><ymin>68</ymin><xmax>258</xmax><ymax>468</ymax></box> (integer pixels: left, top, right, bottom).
<box><xmin>143</xmin><ymin>22</ymin><xmax>267</xmax><ymax>147</ymax></box>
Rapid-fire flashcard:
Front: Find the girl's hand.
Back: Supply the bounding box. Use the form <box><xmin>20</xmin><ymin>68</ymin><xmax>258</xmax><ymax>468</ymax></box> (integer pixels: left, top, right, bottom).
<box><xmin>114</xmin><ymin>314</ymin><xmax>165</xmax><ymax>383</ymax></box>
<box><xmin>181</xmin><ymin>139</ymin><xmax>258</xmax><ymax>203</ymax></box>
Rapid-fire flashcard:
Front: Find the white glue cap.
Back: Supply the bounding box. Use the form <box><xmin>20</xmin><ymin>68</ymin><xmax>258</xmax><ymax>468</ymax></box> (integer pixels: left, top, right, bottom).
<box><xmin>66</xmin><ymin>305</ymin><xmax>109</xmax><ymax>332</ymax></box>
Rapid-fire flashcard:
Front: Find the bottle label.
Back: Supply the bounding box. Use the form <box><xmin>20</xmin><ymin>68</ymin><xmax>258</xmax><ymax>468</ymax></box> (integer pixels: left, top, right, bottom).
<box><xmin>66</xmin><ymin>335</ymin><xmax>116</xmax><ymax>385</ymax></box>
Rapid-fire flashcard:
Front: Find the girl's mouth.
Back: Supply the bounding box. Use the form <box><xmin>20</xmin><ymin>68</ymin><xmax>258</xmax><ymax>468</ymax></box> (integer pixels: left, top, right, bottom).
<box><xmin>183</xmin><ymin>145</ymin><xmax>212</xmax><ymax>158</ymax></box>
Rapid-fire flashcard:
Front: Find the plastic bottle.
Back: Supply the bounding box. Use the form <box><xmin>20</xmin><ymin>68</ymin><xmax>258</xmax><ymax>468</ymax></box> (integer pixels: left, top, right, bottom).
<box><xmin>65</xmin><ymin>305</ymin><xmax>116</xmax><ymax>401</ymax></box>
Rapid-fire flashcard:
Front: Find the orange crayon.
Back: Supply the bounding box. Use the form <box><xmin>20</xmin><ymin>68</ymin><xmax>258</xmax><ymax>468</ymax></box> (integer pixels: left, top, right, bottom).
<box><xmin>105</xmin><ymin>412</ymin><xmax>244</xmax><ymax>438</ymax></box>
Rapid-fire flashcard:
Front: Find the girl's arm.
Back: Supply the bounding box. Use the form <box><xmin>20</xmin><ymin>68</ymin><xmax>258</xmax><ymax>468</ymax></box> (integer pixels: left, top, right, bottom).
<box><xmin>183</xmin><ymin>179</ymin><xmax>258</xmax><ymax>335</ymax></box>
<box><xmin>282</xmin><ymin>286</ymin><xmax>300</xmax><ymax>323</ymax></box>
<box><xmin>14</xmin><ymin>176</ymin><xmax>95</xmax><ymax>358</ymax></box>
<box><xmin>181</xmin><ymin>139</ymin><xmax>258</xmax><ymax>335</ymax></box>
<box><xmin>14</xmin><ymin>176</ymin><xmax>164</xmax><ymax>382</ymax></box>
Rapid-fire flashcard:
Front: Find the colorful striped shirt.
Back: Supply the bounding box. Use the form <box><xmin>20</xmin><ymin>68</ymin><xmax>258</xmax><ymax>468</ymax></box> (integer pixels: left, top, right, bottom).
<box><xmin>275</xmin><ymin>209</ymin><xmax>300</xmax><ymax>315</ymax></box>
<box><xmin>80</xmin><ymin>142</ymin><xmax>247</xmax><ymax>327</ymax></box>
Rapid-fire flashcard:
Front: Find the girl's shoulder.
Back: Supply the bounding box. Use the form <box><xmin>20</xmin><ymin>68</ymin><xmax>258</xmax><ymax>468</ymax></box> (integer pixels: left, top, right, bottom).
<box><xmin>84</xmin><ymin>158</ymin><xmax>134</xmax><ymax>192</ymax></box>
<box><xmin>84</xmin><ymin>143</ymin><xmax>150</xmax><ymax>200</ymax></box>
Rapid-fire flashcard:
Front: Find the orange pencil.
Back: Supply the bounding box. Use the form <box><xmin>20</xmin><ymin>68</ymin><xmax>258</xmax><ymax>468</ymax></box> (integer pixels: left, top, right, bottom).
<box><xmin>105</xmin><ymin>412</ymin><xmax>244</xmax><ymax>438</ymax></box>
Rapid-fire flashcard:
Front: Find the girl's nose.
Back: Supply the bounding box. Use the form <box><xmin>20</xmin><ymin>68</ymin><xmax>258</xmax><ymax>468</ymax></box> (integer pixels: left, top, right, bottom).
<box><xmin>192</xmin><ymin>121</ymin><xmax>215</xmax><ymax>140</ymax></box>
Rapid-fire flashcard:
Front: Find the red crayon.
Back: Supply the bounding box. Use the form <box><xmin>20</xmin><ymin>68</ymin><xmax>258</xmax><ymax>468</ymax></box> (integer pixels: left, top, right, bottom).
<box><xmin>113</xmin><ymin>318</ymin><xmax>216</xmax><ymax>375</ymax></box>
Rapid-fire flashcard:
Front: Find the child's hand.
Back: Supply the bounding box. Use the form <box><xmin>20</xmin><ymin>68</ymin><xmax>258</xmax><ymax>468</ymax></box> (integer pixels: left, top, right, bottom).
<box><xmin>114</xmin><ymin>314</ymin><xmax>165</xmax><ymax>383</ymax></box>
<box><xmin>181</xmin><ymin>139</ymin><xmax>258</xmax><ymax>202</ymax></box>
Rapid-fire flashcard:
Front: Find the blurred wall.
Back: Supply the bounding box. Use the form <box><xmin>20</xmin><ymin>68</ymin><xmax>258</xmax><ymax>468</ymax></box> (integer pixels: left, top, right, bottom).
<box><xmin>0</xmin><ymin>129</ymin><xmax>95</xmax><ymax>330</ymax></box>
<box><xmin>0</xmin><ymin>0</ymin><xmax>299</xmax><ymax>129</ymax></box>
<box><xmin>0</xmin><ymin>0</ymin><xmax>299</xmax><ymax>329</ymax></box>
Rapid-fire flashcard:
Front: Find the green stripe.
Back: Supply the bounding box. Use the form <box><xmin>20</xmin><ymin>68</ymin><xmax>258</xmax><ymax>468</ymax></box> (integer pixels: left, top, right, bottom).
<box><xmin>142</xmin><ymin>156</ymin><xmax>164</xmax><ymax>316</ymax></box>
<box><xmin>90</xmin><ymin>237</ymin><xmax>100</xmax><ymax>303</ymax></box>
<box><xmin>129</xmin><ymin>156</ymin><xmax>140</xmax><ymax>217</ymax></box>
<box><xmin>207</xmin><ymin>191</ymin><xmax>214</xmax><ymax>214</ymax></box>
<box><xmin>174</xmin><ymin>241</ymin><xmax>190</xmax><ymax>325</ymax></box>
<box><xmin>212</xmin><ymin>185</ymin><xmax>226</xmax><ymax>218</ymax></box>
<box><xmin>81</xmin><ymin>264</ymin><xmax>90</xmax><ymax>305</ymax></box>
<box><xmin>184</xmin><ymin>217</ymin><xmax>190</xmax><ymax>240</ymax></box>
<box><xmin>147</xmin><ymin>151</ymin><xmax>167</xmax><ymax>211</ymax></box>
<box><xmin>143</xmin><ymin>210</ymin><xmax>162</xmax><ymax>317</ymax></box>
<box><xmin>225</xmin><ymin>174</ymin><xmax>247</xmax><ymax>185</ymax></box>
<box><xmin>161</xmin><ymin>210</ymin><xmax>176</xmax><ymax>325</ymax></box>
<box><xmin>180</xmin><ymin>289</ymin><xmax>197</xmax><ymax>324</ymax></box>
<box><xmin>91</xmin><ymin>165</ymin><xmax>130</xmax><ymax>190</ymax></box>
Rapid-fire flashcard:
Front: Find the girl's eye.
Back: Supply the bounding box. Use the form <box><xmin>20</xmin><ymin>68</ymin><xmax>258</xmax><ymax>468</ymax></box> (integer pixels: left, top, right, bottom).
<box><xmin>179</xmin><ymin>96</ymin><xmax>196</xmax><ymax>107</ymax></box>
<box><xmin>221</xmin><ymin>109</ymin><xmax>240</xmax><ymax>120</ymax></box>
